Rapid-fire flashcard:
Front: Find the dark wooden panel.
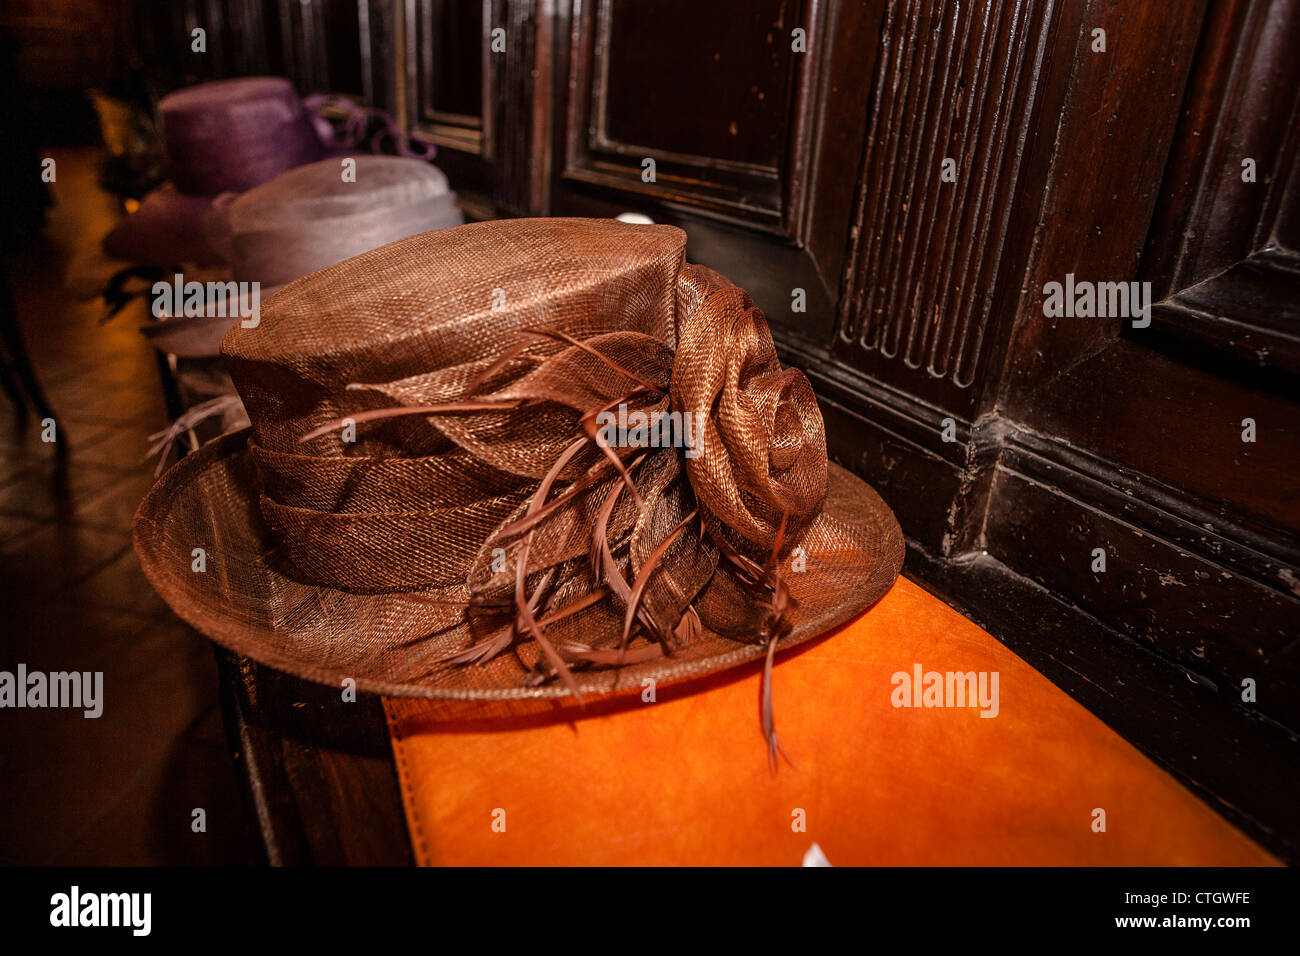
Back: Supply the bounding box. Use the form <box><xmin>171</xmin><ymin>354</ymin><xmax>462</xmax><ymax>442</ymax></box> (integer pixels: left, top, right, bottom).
<box><xmin>424</xmin><ymin>0</ymin><xmax>483</xmax><ymax>119</ymax></box>
<box><xmin>129</xmin><ymin>0</ymin><xmax>383</xmax><ymax>99</ymax></box>
<box><xmin>402</xmin><ymin>0</ymin><xmax>545</xmax><ymax>220</ymax></box>
<box><xmin>409</xmin><ymin>0</ymin><xmax>486</xmax><ymax>151</ymax></box>
<box><xmin>998</xmin><ymin>0</ymin><xmax>1209</xmax><ymax>417</ymax></box>
<box><xmin>497</xmin><ymin>0</ymin><xmax>547</xmax><ymax>216</ymax></box>
<box><xmin>1141</xmin><ymin>0</ymin><xmax>1300</xmax><ymax>296</ymax></box>
<box><xmin>276</xmin><ymin>0</ymin><xmax>366</xmax><ymax>95</ymax></box>
<box><xmin>1009</xmin><ymin>423</ymin><xmax>1300</xmax><ymax>591</ymax></box>
<box><xmin>404</xmin><ymin>0</ymin><xmax>499</xmax><ymax>216</ymax></box>
<box><xmin>363</xmin><ymin>0</ymin><xmax>401</xmax><ymax>110</ymax></box>
<box><xmin>984</xmin><ymin>465</ymin><xmax>1300</xmax><ymax>731</ymax></box>
<box><xmin>835</xmin><ymin>0</ymin><xmax>1061</xmax><ymax>417</ymax></box>
<box><xmin>560</xmin><ymin>0</ymin><xmax>810</xmax><ymax>230</ymax></box>
<box><xmin>225</xmin><ymin>0</ymin><xmax>279</xmax><ymax>77</ymax></box>
<box><xmin>1136</xmin><ymin>0</ymin><xmax>1300</xmax><ymax>376</ymax></box>
<box><xmin>1150</xmin><ymin>248</ymin><xmax>1300</xmax><ymax>375</ymax></box>
<box><xmin>986</xmin><ymin>322</ymin><xmax>1300</xmax><ymax>723</ymax></box>
<box><xmin>132</xmin><ymin>0</ymin><xmax>283</xmax><ymax>88</ymax></box>
<box><xmin>599</xmin><ymin>0</ymin><xmax>795</xmax><ymax>169</ymax></box>
<box><xmin>795</xmin><ymin>0</ymin><xmax>885</xmax><ymax>312</ymax></box>
<box><xmin>1019</xmin><ymin>340</ymin><xmax>1300</xmax><ymax>538</ymax></box>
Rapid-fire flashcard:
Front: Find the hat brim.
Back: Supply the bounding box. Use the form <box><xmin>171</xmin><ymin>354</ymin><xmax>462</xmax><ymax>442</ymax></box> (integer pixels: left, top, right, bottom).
<box><xmin>133</xmin><ymin>428</ymin><xmax>904</xmax><ymax>700</ymax></box>
<box><xmin>101</xmin><ymin>184</ymin><xmax>224</xmax><ymax>267</ymax></box>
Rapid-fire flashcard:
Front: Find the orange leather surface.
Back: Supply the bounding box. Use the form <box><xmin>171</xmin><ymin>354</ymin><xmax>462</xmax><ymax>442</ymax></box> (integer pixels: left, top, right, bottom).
<box><xmin>383</xmin><ymin>577</ymin><xmax>1277</xmax><ymax>866</ymax></box>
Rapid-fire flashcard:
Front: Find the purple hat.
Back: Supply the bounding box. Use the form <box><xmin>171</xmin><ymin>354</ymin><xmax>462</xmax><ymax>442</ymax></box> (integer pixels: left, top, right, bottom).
<box><xmin>160</xmin><ymin>77</ymin><xmax>324</xmax><ymax>194</ymax></box>
<box><xmin>143</xmin><ymin>155</ymin><xmax>463</xmax><ymax>356</ymax></box>
<box><xmin>102</xmin><ymin>77</ymin><xmax>325</xmax><ymax>267</ymax></box>
<box><xmin>101</xmin><ymin>183</ymin><xmax>226</xmax><ymax>267</ymax></box>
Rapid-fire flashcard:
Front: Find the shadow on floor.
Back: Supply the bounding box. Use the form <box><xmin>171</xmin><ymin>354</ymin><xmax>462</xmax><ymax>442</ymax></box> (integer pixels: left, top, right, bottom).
<box><xmin>0</xmin><ymin>147</ymin><xmax>258</xmax><ymax>865</ymax></box>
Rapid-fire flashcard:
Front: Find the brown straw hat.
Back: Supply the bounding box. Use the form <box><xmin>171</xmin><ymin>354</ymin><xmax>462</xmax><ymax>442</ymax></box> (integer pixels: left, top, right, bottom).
<box><xmin>133</xmin><ymin>218</ymin><xmax>902</xmax><ymax>750</ymax></box>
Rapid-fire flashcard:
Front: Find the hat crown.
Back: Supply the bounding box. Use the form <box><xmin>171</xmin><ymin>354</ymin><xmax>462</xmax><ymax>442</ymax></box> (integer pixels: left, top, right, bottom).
<box><xmin>221</xmin><ymin>217</ymin><xmax>827</xmax><ymax>596</ymax></box>
<box><xmin>160</xmin><ymin>76</ymin><xmax>297</xmax><ymax>115</ymax></box>
<box><xmin>225</xmin><ymin>156</ymin><xmax>451</xmax><ymax>234</ymax></box>
<box><xmin>222</xmin><ymin>218</ymin><xmax>687</xmax><ymax>453</ymax></box>
<box><xmin>158</xmin><ymin>77</ymin><xmax>323</xmax><ymax>194</ymax></box>
<box><xmin>207</xmin><ymin>155</ymin><xmax>463</xmax><ymax>285</ymax></box>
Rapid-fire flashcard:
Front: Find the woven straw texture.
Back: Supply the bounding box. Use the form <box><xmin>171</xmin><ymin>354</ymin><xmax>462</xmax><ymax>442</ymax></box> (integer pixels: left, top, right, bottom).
<box><xmin>133</xmin><ymin>218</ymin><xmax>903</xmax><ymax>699</ymax></box>
<box><xmin>160</xmin><ymin>77</ymin><xmax>323</xmax><ymax>195</ymax></box>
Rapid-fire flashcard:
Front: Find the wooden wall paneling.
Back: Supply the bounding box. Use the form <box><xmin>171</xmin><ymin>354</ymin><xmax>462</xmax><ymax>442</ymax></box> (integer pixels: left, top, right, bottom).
<box><xmin>1011</xmin><ymin>345</ymin><xmax>1300</xmax><ymax>540</ymax></box>
<box><xmin>814</xmin><ymin>0</ymin><xmax>1074</xmax><ymax>554</ymax></box>
<box><xmin>278</xmin><ymin>0</ymin><xmax>314</xmax><ymax>91</ymax></box>
<box><xmin>362</xmin><ymin>0</ymin><xmax>401</xmax><ymax>110</ymax></box>
<box><xmin>494</xmin><ymin>0</ymin><xmax>547</xmax><ymax>217</ymax></box>
<box><xmin>225</xmin><ymin>0</ymin><xmax>277</xmax><ymax>77</ymax></box>
<box><xmin>976</xmin><ymin>0</ymin><xmax>1300</xmax><ymax>741</ymax></box>
<box><xmin>1145</xmin><ymin>247</ymin><xmax>1300</xmax><ymax>377</ymax></box>
<box><xmin>157</xmin><ymin>0</ymin><xmax>220</xmax><ymax>83</ymax></box>
<box><xmin>985</xmin><ymin>461</ymin><xmax>1300</xmax><ymax>731</ymax></box>
<box><xmin>277</xmin><ymin>0</ymin><xmax>366</xmax><ymax>96</ymax></box>
<box><xmin>526</xmin><ymin>0</ymin><xmax>556</xmax><ymax>217</ymax></box>
<box><xmin>1141</xmin><ymin>0</ymin><xmax>1300</xmax><ymax>295</ymax></box>
<box><xmin>130</xmin><ymin>0</ymin><xmax>278</xmax><ymax>89</ymax></box>
<box><xmin>200</xmin><ymin>0</ymin><xmax>229</xmax><ymax>72</ymax></box>
<box><xmin>130</xmin><ymin>0</ymin><xmax>383</xmax><ymax>98</ymax></box>
<box><xmin>681</xmin><ymin>0</ymin><xmax>883</xmax><ymax>346</ymax></box>
<box><xmin>561</xmin><ymin>0</ymin><xmax>799</xmax><ymax>231</ymax></box>
<box><xmin>994</xmin><ymin>0</ymin><xmax>1210</xmax><ymax>418</ymax></box>
<box><xmin>403</xmin><ymin>0</ymin><xmax>526</xmax><ymax>219</ymax></box>
<box><xmin>985</xmin><ymin>334</ymin><xmax>1300</xmax><ymax>739</ymax></box>
<box><xmin>407</xmin><ymin>0</ymin><xmax>488</xmax><ymax>154</ymax></box>
<box><xmin>988</xmin><ymin>0</ymin><xmax>1299</xmax><ymax>543</ymax></box>
<box><xmin>1138</xmin><ymin>0</ymin><xmax>1300</xmax><ymax>375</ymax></box>
<box><xmin>548</xmin><ymin>0</ymin><xmax>879</xmax><ymax>347</ymax></box>
<box><xmin>357</xmin><ymin>0</ymin><xmax>376</xmax><ymax>104</ymax></box>
<box><xmin>834</xmin><ymin>0</ymin><xmax>1063</xmax><ymax>421</ymax></box>
<box><xmin>791</xmin><ymin>0</ymin><xmax>885</xmax><ymax>317</ymax></box>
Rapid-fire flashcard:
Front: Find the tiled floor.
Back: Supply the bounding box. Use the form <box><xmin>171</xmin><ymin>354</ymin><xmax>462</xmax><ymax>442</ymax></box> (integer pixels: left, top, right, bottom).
<box><xmin>0</xmin><ymin>148</ymin><xmax>258</xmax><ymax>864</ymax></box>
